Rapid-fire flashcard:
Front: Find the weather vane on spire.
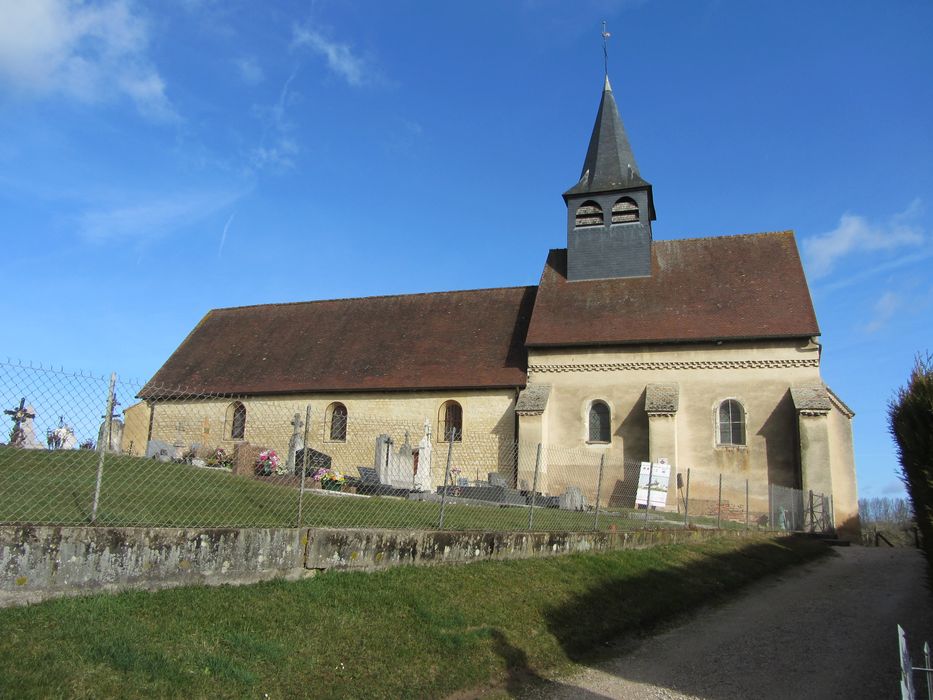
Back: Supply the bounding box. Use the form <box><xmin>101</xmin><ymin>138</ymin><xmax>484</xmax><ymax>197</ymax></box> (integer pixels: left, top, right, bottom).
<box><xmin>602</xmin><ymin>20</ymin><xmax>611</xmax><ymax>77</ymax></box>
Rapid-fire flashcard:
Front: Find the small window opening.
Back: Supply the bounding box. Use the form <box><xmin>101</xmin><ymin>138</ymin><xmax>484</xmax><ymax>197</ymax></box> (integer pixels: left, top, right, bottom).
<box><xmin>439</xmin><ymin>401</ymin><xmax>463</xmax><ymax>442</ymax></box>
<box><xmin>718</xmin><ymin>399</ymin><xmax>746</xmax><ymax>446</ymax></box>
<box><xmin>588</xmin><ymin>401</ymin><xmax>611</xmax><ymax>443</ymax></box>
<box><xmin>229</xmin><ymin>402</ymin><xmax>246</xmax><ymax>440</ymax></box>
<box><xmin>328</xmin><ymin>403</ymin><xmax>348</xmax><ymax>442</ymax></box>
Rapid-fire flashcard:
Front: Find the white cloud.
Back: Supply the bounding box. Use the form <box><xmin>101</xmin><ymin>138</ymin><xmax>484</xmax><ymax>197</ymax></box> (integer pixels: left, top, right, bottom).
<box><xmin>863</xmin><ymin>291</ymin><xmax>902</xmax><ymax>334</ymax></box>
<box><xmin>292</xmin><ymin>24</ymin><xmax>365</xmax><ymax>86</ymax></box>
<box><xmin>248</xmin><ymin>68</ymin><xmax>300</xmax><ymax>171</ymax></box>
<box><xmin>235</xmin><ymin>56</ymin><xmax>264</xmax><ymax>85</ymax></box>
<box><xmin>218</xmin><ymin>211</ymin><xmax>235</xmax><ymax>257</ymax></box>
<box><xmin>78</xmin><ymin>190</ymin><xmax>242</xmax><ymax>243</ymax></box>
<box><xmin>803</xmin><ymin>199</ymin><xmax>925</xmax><ymax>279</ymax></box>
<box><xmin>0</xmin><ymin>0</ymin><xmax>176</xmax><ymax>122</ymax></box>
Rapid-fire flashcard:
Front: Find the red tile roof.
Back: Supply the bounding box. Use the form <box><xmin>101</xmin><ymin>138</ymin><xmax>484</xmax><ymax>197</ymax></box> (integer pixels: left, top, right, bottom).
<box><xmin>526</xmin><ymin>231</ymin><xmax>819</xmax><ymax>347</ymax></box>
<box><xmin>142</xmin><ymin>286</ymin><xmax>537</xmax><ymax>396</ymax></box>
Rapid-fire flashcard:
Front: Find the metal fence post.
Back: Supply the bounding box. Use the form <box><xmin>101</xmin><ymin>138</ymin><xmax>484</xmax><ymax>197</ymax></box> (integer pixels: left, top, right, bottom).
<box><xmin>90</xmin><ymin>372</ymin><xmax>116</xmax><ymax>524</ymax></box>
<box><xmin>924</xmin><ymin>641</ymin><xmax>932</xmax><ymax>700</ymax></box>
<box><xmin>593</xmin><ymin>454</ymin><xmax>605</xmax><ymax>531</ymax></box>
<box><xmin>296</xmin><ymin>406</ymin><xmax>311</xmax><ymax>527</ymax></box>
<box><xmin>644</xmin><ymin>462</ymin><xmax>655</xmax><ymax>529</ymax></box>
<box><xmin>437</xmin><ymin>429</ymin><xmax>456</xmax><ymax>529</ymax></box>
<box><xmin>808</xmin><ymin>489</ymin><xmax>815</xmax><ymax>532</ymax></box>
<box><xmin>746</xmin><ymin>479</ymin><xmax>750</xmax><ymax>530</ymax></box>
<box><xmin>527</xmin><ymin>443</ymin><xmax>542</xmax><ymax>531</ymax></box>
<box><xmin>717</xmin><ymin>473</ymin><xmax>723</xmax><ymax>530</ymax></box>
<box><xmin>683</xmin><ymin>468</ymin><xmax>691</xmax><ymax>528</ymax></box>
<box><xmin>768</xmin><ymin>483</ymin><xmax>773</xmax><ymax>531</ymax></box>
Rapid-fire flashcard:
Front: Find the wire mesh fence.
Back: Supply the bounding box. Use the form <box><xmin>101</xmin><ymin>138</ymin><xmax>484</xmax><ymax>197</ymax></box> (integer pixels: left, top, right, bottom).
<box><xmin>0</xmin><ymin>360</ymin><xmax>833</xmax><ymax>533</ymax></box>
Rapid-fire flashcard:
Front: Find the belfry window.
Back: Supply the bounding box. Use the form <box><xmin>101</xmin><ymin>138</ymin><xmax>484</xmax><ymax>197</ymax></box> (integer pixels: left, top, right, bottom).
<box><xmin>611</xmin><ymin>197</ymin><xmax>639</xmax><ymax>224</ymax></box>
<box><xmin>588</xmin><ymin>401</ymin><xmax>611</xmax><ymax>443</ymax></box>
<box><xmin>575</xmin><ymin>201</ymin><xmax>603</xmax><ymax>228</ymax></box>
<box><xmin>718</xmin><ymin>399</ymin><xmax>746</xmax><ymax>446</ymax></box>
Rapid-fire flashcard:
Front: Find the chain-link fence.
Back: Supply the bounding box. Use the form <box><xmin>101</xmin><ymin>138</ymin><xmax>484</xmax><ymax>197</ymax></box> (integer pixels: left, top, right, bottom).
<box><xmin>0</xmin><ymin>360</ymin><xmax>833</xmax><ymax>533</ymax></box>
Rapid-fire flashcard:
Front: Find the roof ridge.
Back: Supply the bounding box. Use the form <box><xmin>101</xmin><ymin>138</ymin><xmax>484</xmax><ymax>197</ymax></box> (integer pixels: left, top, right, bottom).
<box><xmin>653</xmin><ymin>230</ymin><xmax>795</xmax><ymax>244</ymax></box>
<box><xmin>212</xmin><ymin>284</ymin><xmax>538</xmax><ymax>313</ymax></box>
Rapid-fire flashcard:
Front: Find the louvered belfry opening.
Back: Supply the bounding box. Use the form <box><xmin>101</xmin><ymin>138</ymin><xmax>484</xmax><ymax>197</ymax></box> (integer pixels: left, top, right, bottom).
<box><xmin>611</xmin><ymin>197</ymin><xmax>639</xmax><ymax>223</ymax></box>
<box><xmin>575</xmin><ymin>201</ymin><xmax>603</xmax><ymax>228</ymax></box>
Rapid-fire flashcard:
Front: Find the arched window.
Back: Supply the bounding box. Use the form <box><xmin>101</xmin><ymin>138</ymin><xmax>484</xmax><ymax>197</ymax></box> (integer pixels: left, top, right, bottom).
<box><xmin>588</xmin><ymin>401</ymin><xmax>611</xmax><ymax>443</ymax></box>
<box><xmin>611</xmin><ymin>197</ymin><xmax>639</xmax><ymax>224</ymax></box>
<box><xmin>227</xmin><ymin>401</ymin><xmax>246</xmax><ymax>440</ymax></box>
<box><xmin>327</xmin><ymin>402</ymin><xmax>348</xmax><ymax>442</ymax></box>
<box><xmin>718</xmin><ymin>399</ymin><xmax>746</xmax><ymax>446</ymax></box>
<box><xmin>439</xmin><ymin>401</ymin><xmax>463</xmax><ymax>442</ymax></box>
<box><xmin>575</xmin><ymin>200</ymin><xmax>603</xmax><ymax>228</ymax></box>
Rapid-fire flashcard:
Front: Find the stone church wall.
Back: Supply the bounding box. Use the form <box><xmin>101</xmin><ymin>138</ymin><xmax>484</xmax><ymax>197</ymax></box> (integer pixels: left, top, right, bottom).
<box><xmin>828</xmin><ymin>399</ymin><xmax>859</xmax><ymax>538</ymax></box>
<box><xmin>137</xmin><ymin>389</ymin><xmax>518</xmax><ymax>487</ymax></box>
<box><xmin>527</xmin><ymin>338</ymin><xmax>827</xmax><ymax>512</ymax></box>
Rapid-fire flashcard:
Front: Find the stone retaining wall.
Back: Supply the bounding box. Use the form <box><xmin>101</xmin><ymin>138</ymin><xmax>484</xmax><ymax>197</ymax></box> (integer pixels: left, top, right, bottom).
<box><xmin>303</xmin><ymin>526</ymin><xmax>757</xmax><ymax>570</ymax></box>
<box><xmin>0</xmin><ymin>525</ymin><xmax>307</xmax><ymax>607</ymax></box>
<box><xmin>1</xmin><ymin>525</ymin><xmax>762</xmax><ymax>607</ymax></box>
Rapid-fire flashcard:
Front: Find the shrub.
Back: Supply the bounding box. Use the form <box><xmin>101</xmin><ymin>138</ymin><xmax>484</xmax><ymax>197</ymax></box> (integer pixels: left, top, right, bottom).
<box><xmin>888</xmin><ymin>353</ymin><xmax>933</xmax><ymax>570</ymax></box>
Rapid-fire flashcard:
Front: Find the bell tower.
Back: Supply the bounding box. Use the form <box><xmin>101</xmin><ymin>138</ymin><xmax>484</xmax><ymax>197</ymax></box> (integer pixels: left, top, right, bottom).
<box><xmin>564</xmin><ymin>75</ymin><xmax>656</xmax><ymax>281</ymax></box>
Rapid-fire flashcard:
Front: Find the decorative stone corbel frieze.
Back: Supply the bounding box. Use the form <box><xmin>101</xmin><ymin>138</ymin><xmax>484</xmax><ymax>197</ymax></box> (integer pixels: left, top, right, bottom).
<box><xmin>528</xmin><ymin>358</ymin><xmax>819</xmax><ymax>375</ymax></box>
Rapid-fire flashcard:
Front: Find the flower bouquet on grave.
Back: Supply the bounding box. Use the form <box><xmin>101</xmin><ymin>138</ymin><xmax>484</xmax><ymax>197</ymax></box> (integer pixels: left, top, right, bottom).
<box><xmin>255</xmin><ymin>449</ymin><xmax>287</xmax><ymax>476</ymax></box>
<box><xmin>313</xmin><ymin>468</ymin><xmax>346</xmax><ymax>491</ymax></box>
<box><xmin>206</xmin><ymin>447</ymin><xmax>233</xmax><ymax>471</ymax></box>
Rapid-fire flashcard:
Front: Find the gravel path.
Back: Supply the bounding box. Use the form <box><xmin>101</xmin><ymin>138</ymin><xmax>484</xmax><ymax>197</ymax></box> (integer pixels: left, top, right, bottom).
<box><xmin>522</xmin><ymin>547</ymin><xmax>933</xmax><ymax>700</ymax></box>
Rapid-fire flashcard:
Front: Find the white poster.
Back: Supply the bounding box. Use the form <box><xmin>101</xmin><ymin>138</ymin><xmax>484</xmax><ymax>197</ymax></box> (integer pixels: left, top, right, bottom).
<box><xmin>636</xmin><ymin>458</ymin><xmax>671</xmax><ymax>508</ymax></box>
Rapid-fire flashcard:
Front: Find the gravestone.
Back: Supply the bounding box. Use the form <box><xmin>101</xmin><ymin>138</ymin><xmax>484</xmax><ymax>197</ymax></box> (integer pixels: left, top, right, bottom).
<box><xmin>97</xmin><ymin>418</ymin><xmax>124</xmax><ymax>453</ymax></box>
<box><xmin>559</xmin><ymin>486</ymin><xmax>588</xmax><ymax>511</ymax></box>
<box><xmin>4</xmin><ymin>399</ymin><xmax>42</xmax><ymax>449</ymax></box>
<box><xmin>413</xmin><ymin>420</ymin><xmax>433</xmax><ymax>492</ymax></box>
<box><xmin>374</xmin><ymin>432</ymin><xmax>416</xmax><ymax>489</ymax></box>
<box><xmin>146</xmin><ymin>438</ymin><xmax>173</xmax><ymax>462</ymax></box>
<box><xmin>47</xmin><ymin>417</ymin><xmax>78</xmax><ymax>450</ymax></box>
<box><xmin>294</xmin><ymin>447</ymin><xmax>331</xmax><ymax>476</ymax></box>
<box><xmin>286</xmin><ymin>413</ymin><xmax>305</xmax><ymax>471</ymax></box>
<box><xmin>18</xmin><ymin>404</ymin><xmax>43</xmax><ymax>450</ymax></box>
<box><xmin>488</xmin><ymin>472</ymin><xmax>508</xmax><ymax>488</ymax></box>
<box><xmin>358</xmin><ymin>467</ymin><xmax>380</xmax><ymax>484</ymax></box>
<box><xmin>233</xmin><ymin>442</ymin><xmax>263</xmax><ymax>476</ymax></box>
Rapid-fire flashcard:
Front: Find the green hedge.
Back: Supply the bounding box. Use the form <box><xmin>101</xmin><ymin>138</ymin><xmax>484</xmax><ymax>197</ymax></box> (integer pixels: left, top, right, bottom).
<box><xmin>888</xmin><ymin>354</ymin><xmax>933</xmax><ymax>572</ymax></box>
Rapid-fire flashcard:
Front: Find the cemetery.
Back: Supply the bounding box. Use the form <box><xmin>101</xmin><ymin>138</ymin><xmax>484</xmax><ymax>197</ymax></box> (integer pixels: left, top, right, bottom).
<box><xmin>0</xmin><ymin>393</ymin><xmax>740</xmax><ymax>533</ymax></box>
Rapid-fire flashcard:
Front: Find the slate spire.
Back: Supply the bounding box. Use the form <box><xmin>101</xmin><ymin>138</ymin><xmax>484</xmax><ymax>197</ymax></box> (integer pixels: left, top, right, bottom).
<box><xmin>564</xmin><ymin>76</ymin><xmax>652</xmax><ymax>199</ymax></box>
<box><xmin>563</xmin><ymin>74</ymin><xmax>656</xmax><ymax>281</ymax></box>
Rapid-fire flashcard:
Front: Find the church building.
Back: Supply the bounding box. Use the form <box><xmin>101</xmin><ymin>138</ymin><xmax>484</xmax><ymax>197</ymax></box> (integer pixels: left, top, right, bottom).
<box><xmin>135</xmin><ymin>75</ymin><xmax>859</xmax><ymax>538</ymax></box>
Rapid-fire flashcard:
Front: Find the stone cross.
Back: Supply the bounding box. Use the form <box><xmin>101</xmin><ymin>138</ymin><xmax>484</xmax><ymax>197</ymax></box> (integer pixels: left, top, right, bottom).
<box><xmin>287</xmin><ymin>413</ymin><xmax>305</xmax><ymax>471</ymax></box>
<box><xmin>4</xmin><ymin>397</ymin><xmax>35</xmax><ymax>447</ymax></box>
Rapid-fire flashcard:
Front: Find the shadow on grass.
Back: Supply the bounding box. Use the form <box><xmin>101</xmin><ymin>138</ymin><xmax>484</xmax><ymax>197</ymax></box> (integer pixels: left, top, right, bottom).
<box><xmin>537</xmin><ymin>536</ymin><xmax>830</xmax><ymax>699</ymax></box>
<box><xmin>488</xmin><ymin>628</ymin><xmax>608</xmax><ymax>700</ymax></box>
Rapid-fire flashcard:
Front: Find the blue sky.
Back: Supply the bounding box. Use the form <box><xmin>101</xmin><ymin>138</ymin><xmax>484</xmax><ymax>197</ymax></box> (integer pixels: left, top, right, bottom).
<box><xmin>0</xmin><ymin>1</ymin><xmax>930</xmax><ymax>499</ymax></box>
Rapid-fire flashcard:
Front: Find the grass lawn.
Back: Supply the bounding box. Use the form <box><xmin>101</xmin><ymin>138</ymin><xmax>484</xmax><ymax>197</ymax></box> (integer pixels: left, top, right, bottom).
<box><xmin>0</xmin><ymin>446</ymin><xmax>676</xmax><ymax>532</ymax></box>
<box><xmin>0</xmin><ymin>535</ymin><xmax>831</xmax><ymax>699</ymax></box>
